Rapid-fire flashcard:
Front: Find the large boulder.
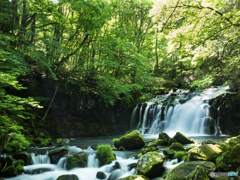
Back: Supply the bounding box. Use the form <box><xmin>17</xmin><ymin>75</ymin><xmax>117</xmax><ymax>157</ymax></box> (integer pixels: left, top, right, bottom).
<box><xmin>1</xmin><ymin>166</ymin><xmax>17</xmax><ymax>178</ymax></box>
<box><xmin>216</xmin><ymin>144</ymin><xmax>240</xmax><ymax>171</ymax></box>
<box><xmin>48</xmin><ymin>148</ymin><xmax>68</xmax><ymax>164</ymax></box>
<box><xmin>225</xmin><ymin>135</ymin><xmax>240</xmax><ymax>148</ymax></box>
<box><xmin>137</xmin><ymin>151</ymin><xmax>165</xmax><ymax>178</ymax></box>
<box><xmin>12</xmin><ymin>152</ymin><xmax>32</xmax><ymax>165</ymax></box>
<box><xmin>188</xmin><ymin>165</ymin><xmax>210</xmax><ymax>180</ymax></box>
<box><xmin>158</xmin><ymin>132</ymin><xmax>170</xmax><ymax>145</ymax></box>
<box><xmin>169</xmin><ymin>142</ymin><xmax>185</xmax><ymax>151</ymax></box>
<box><xmin>188</xmin><ymin>144</ymin><xmax>224</xmax><ymax>162</ymax></box>
<box><xmin>114</xmin><ymin>130</ymin><xmax>145</xmax><ymax>150</ymax></box>
<box><xmin>147</xmin><ymin>139</ymin><xmax>164</xmax><ymax>147</ymax></box>
<box><xmin>118</xmin><ymin>175</ymin><xmax>150</xmax><ymax>180</ymax></box>
<box><xmin>173</xmin><ymin>132</ymin><xmax>194</xmax><ymax>144</ymax></box>
<box><xmin>167</xmin><ymin>161</ymin><xmax>216</xmax><ymax>180</ymax></box>
<box><xmin>56</xmin><ymin>174</ymin><xmax>79</xmax><ymax>180</ymax></box>
<box><xmin>97</xmin><ymin>144</ymin><xmax>116</xmax><ymax>167</ymax></box>
<box><xmin>65</xmin><ymin>152</ymin><xmax>87</xmax><ymax>170</ymax></box>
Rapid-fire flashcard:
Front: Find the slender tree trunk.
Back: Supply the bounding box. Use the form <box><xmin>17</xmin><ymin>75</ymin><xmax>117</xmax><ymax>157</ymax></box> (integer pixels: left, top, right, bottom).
<box><xmin>42</xmin><ymin>84</ymin><xmax>59</xmax><ymax>122</ymax></box>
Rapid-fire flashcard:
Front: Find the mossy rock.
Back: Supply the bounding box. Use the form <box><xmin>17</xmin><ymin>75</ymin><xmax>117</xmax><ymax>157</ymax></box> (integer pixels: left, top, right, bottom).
<box><xmin>12</xmin><ymin>152</ymin><xmax>32</xmax><ymax>165</ymax></box>
<box><xmin>137</xmin><ymin>151</ymin><xmax>165</xmax><ymax>178</ymax></box>
<box><xmin>147</xmin><ymin>139</ymin><xmax>164</xmax><ymax>147</ymax></box>
<box><xmin>187</xmin><ymin>165</ymin><xmax>210</xmax><ymax>180</ymax></box>
<box><xmin>173</xmin><ymin>151</ymin><xmax>188</xmax><ymax>162</ymax></box>
<box><xmin>48</xmin><ymin>147</ymin><xmax>68</xmax><ymax>164</ymax></box>
<box><xmin>201</xmin><ymin>139</ymin><xmax>217</xmax><ymax>145</ymax></box>
<box><xmin>142</xmin><ymin>147</ymin><xmax>158</xmax><ymax>155</ymax></box>
<box><xmin>188</xmin><ymin>144</ymin><xmax>224</xmax><ymax>162</ymax></box>
<box><xmin>179</xmin><ymin>99</ymin><xmax>190</xmax><ymax>104</ymax></box>
<box><xmin>96</xmin><ymin>171</ymin><xmax>107</xmax><ymax>179</ymax></box>
<box><xmin>169</xmin><ymin>142</ymin><xmax>185</xmax><ymax>151</ymax></box>
<box><xmin>166</xmin><ymin>161</ymin><xmax>216</xmax><ymax>180</ymax></box>
<box><xmin>97</xmin><ymin>144</ymin><xmax>116</xmax><ymax>167</ymax></box>
<box><xmin>225</xmin><ymin>135</ymin><xmax>240</xmax><ymax>148</ymax></box>
<box><xmin>114</xmin><ymin>130</ymin><xmax>145</xmax><ymax>150</ymax></box>
<box><xmin>168</xmin><ymin>138</ymin><xmax>177</xmax><ymax>145</ymax></box>
<box><xmin>66</xmin><ymin>152</ymin><xmax>87</xmax><ymax>170</ymax></box>
<box><xmin>56</xmin><ymin>174</ymin><xmax>79</xmax><ymax>180</ymax></box>
<box><xmin>118</xmin><ymin>175</ymin><xmax>150</xmax><ymax>180</ymax></box>
<box><xmin>158</xmin><ymin>132</ymin><xmax>170</xmax><ymax>145</ymax></box>
<box><xmin>216</xmin><ymin>144</ymin><xmax>240</xmax><ymax>171</ymax></box>
<box><xmin>163</xmin><ymin>149</ymin><xmax>175</xmax><ymax>159</ymax></box>
<box><xmin>173</xmin><ymin>132</ymin><xmax>194</xmax><ymax>144</ymax></box>
<box><xmin>1</xmin><ymin>166</ymin><xmax>17</xmax><ymax>177</ymax></box>
<box><xmin>118</xmin><ymin>146</ymin><xmax>125</xmax><ymax>151</ymax></box>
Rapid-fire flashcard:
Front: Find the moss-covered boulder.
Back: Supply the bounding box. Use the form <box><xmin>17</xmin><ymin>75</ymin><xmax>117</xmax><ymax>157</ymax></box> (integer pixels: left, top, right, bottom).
<box><xmin>216</xmin><ymin>144</ymin><xmax>240</xmax><ymax>171</ymax></box>
<box><xmin>12</xmin><ymin>152</ymin><xmax>32</xmax><ymax>165</ymax></box>
<box><xmin>1</xmin><ymin>166</ymin><xmax>17</xmax><ymax>177</ymax></box>
<box><xmin>118</xmin><ymin>175</ymin><xmax>150</xmax><ymax>180</ymax></box>
<box><xmin>169</xmin><ymin>142</ymin><xmax>185</xmax><ymax>151</ymax></box>
<box><xmin>48</xmin><ymin>147</ymin><xmax>68</xmax><ymax>164</ymax></box>
<box><xmin>97</xmin><ymin>144</ymin><xmax>116</xmax><ymax>167</ymax></box>
<box><xmin>163</xmin><ymin>149</ymin><xmax>175</xmax><ymax>159</ymax></box>
<box><xmin>114</xmin><ymin>130</ymin><xmax>145</xmax><ymax>150</ymax></box>
<box><xmin>225</xmin><ymin>135</ymin><xmax>240</xmax><ymax>148</ymax></box>
<box><xmin>202</xmin><ymin>139</ymin><xmax>217</xmax><ymax>145</ymax></box>
<box><xmin>142</xmin><ymin>147</ymin><xmax>158</xmax><ymax>155</ymax></box>
<box><xmin>56</xmin><ymin>174</ymin><xmax>79</xmax><ymax>180</ymax></box>
<box><xmin>167</xmin><ymin>161</ymin><xmax>216</xmax><ymax>180</ymax></box>
<box><xmin>173</xmin><ymin>151</ymin><xmax>188</xmax><ymax>162</ymax></box>
<box><xmin>65</xmin><ymin>152</ymin><xmax>87</xmax><ymax>170</ymax></box>
<box><xmin>168</xmin><ymin>138</ymin><xmax>177</xmax><ymax>145</ymax></box>
<box><xmin>158</xmin><ymin>132</ymin><xmax>170</xmax><ymax>145</ymax></box>
<box><xmin>147</xmin><ymin>139</ymin><xmax>164</xmax><ymax>147</ymax></box>
<box><xmin>187</xmin><ymin>165</ymin><xmax>210</xmax><ymax>180</ymax></box>
<box><xmin>96</xmin><ymin>171</ymin><xmax>107</xmax><ymax>179</ymax></box>
<box><xmin>188</xmin><ymin>144</ymin><xmax>224</xmax><ymax>162</ymax></box>
<box><xmin>173</xmin><ymin>132</ymin><xmax>194</xmax><ymax>144</ymax></box>
<box><xmin>137</xmin><ymin>151</ymin><xmax>165</xmax><ymax>178</ymax></box>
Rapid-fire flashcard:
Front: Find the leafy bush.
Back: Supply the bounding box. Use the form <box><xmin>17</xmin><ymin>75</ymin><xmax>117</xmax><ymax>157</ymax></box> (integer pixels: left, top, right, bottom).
<box><xmin>4</xmin><ymin>134</ymin><xmax>30</xmax><ymax>152</ymax></box>
<box><xmin>56</xmin><ymin>138</ymin><xmax>62</xmax><ymax>144</ymax></box>
<box><xmin>34</xmin><ymin>137</ymin><xmax>51</xmax><ymax>147</ymax></box>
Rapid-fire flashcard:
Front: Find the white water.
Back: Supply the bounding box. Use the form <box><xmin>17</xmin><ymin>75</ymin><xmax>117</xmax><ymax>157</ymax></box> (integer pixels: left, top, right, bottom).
<box><xmin>133</xmin><ymin>86</ymin><xmax>230</xmax><ymax>136</ymax></box>
<box><xmin>4</xmin><ymin>148</ymin><xmax>137</xmax><ymax>180</ymax></box>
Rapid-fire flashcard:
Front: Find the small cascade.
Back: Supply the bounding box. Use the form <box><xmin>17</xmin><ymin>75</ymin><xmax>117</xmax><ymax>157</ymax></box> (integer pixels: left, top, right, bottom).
<box><xmin>132</xmin><ymin>86</ymin><xmax>230</xmax><ymax>135</ymax></box>
<box><xmin>87</xmin><ymin>153</ymin><xmax>99</xmax><ymax>167</ymax></box>
<box><xmin>31</xmin><ymin>152</ymin><xmax>50</xmax><ymax>164</ymax></box>
<box><xmin>57</xmin><ymin>157</ymin><xmax>67</xmax><ymax>169</ymax></box>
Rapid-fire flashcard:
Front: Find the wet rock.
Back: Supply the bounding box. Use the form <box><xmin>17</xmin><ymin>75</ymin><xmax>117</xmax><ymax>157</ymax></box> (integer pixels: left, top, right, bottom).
<box><xmin>114</xmin><ymin>130</ymin><xmax>145</xmax><ymax>150</ymax></box>
<box><xmin>65</xmin><ymin>152</ymin><xmax>87</xmax><ymax>170</ymax></box>
<box><xmin>163</xmin><ymin>149</ymin><xmax>175</xmax><ymax>159</ymax></box>
<box><xmin>107</xmin><ymin>169</ymin><xmax>126</xmax><ymax>180</ymax></box>
<box><xmin>202</xmin><ymin>139</ymin><xmax>217</xmax><ymax>145</ymax></box>
<box><xmin>96</xmin><ymin>171</ymin><xmax>107</xmax><ymax>179</ymax></box>
<box><xmin>173</xmin><ymin>132</ymin><xmax>194</xmax><ymax>144</ymax></box>
<box><xmin>188</xmin><ymin>144</ymin><xmax>224</xmax><ymax>162</ymax></box>
<box><xmin>166</xmin><ymin>161</ymin><xmax>216</xmax><ymax>180</ymax></box>
<box><xmin>48</xmin><ymin>147</ymin><xmax>68</xmax><ymax>164</ymax></box>
<box><xmin>158</xmin><ymin>132</ymin><xmax>170</xmax><ymax>145</ymax></box>
<box><xmin>118</xmin><ymin>146</ymin><xmax>125</xmax><ymax>151</ymax></box>
<box><xmin>169</xmin><ymin>142</ymin><xmax>185</xmax><ymax>151</ymax></box>
<box><xmin>56</xmin><ymin>174</ymin><xmax>79</xmax><ymax>180</ymax></box>
<box><xmin>127</xmin><ymin>163</ymin><xmax>137</xmax><ymax>171</ymax></box>
<box><xmin>97</xmin><ymin>145</ymin><xmax>116</xmax><ymax>167</ymax></box>
<box><xmin>225</xmin><ymin>135</ymin><xmax>240</xmax><ymax>148</ymax></box>
<box><xmin>137</xmin><ymin>151</ymin><xmax>165</xmax><ymax>178</ymax></box>
<box><xmin>12</xmin><ymin>152</ymin><xmax>32</xmax><ymax>165</ymax></box>
<box><xmin>118</xmin><ymin>175</ymin><xmax>150</xmax><ymax>180</ymax></box>
<box><xmin>168</xmin><ymin>138</ymin><xmax>177</xmax><ymax>145</ymax></box>
<box><xmin>142</xmin><ymin>146</ymin><xmax>158</xmax><ymax>155</ymax></box>
<box><xmin>32</xmin><ymin>168</ymin><xmax>53</xmax><ymax>174</ymax></box>
<box><xmin>1</xmin><ymin>165</ymin><xmax>17</xmax><ymax>177</ymax></box>
<box><xmin>187</xmin><ymin>165</ymin><xmax>210</xmax><ymax>180</ymax></box>
<box><xmin>147</xmin><ymin>139</ymin><xmax>164</xmax><ymax>146</ymax></box>
<box><xmin>216</xmin><ymin>144</ymin><xmax>240</xmax><ymax>171</ymax></box>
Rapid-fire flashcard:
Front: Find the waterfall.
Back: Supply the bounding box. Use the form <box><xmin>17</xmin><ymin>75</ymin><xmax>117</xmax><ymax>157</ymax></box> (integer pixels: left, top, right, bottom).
<box><xmin>31</xmin><ymin>153</ymin><xmax>50</xmax><ymax>164</ymax></box>
<box><xmin>132</xmin><ymin>86</ymin><xmax>229</xmax><ymax>135</ymax></box>
<box><xmin>87</xmin><ymin>153</ymin><xmax>99</xmax><ymax>167</ymax></box>
<box><xmin>57</xmin><ymin>157</ymin><xmax>67</xmax><ymax>169</ymax></box>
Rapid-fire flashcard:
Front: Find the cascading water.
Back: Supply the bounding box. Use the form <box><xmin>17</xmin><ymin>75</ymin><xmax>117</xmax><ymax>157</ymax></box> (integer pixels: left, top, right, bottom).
<box><xmin>132</xmin><ymin>86</ymin><xmax>230</xmax><ymax>136</ymax></box>
<box><xmin>31</xmin><ymin>153</ymin><xmax>50</xmax><ymax>164</ymax></box>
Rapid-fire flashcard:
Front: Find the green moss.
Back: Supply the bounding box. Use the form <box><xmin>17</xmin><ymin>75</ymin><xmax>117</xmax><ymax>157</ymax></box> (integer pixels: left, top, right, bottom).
<box><xmin>119</xmin><ymin>146</ymin><xmax>125</xmax><ymax>151</ymax></box>
<box><xmin>66</xmin><ymin>152</ymin><xmax>88</xmax><ymax>170</ymax></box>
<box><xmin>186</xmin><ymin>146</ymin><xmax>196</xmax><ymax>151</ymax></box>
<box><xmin>56</xmin><ymin>138</ymin><xmax>62</xmax><ymax>144</ymax></box>
<box><xmin>142</xmin><ymin>147</ymin><xmax>158</xmax><ymax>155</ymax></box>
<box><xmin>174</xmin><ymin>151</ymin><xmax>188</xmax><ymax>162</ymax></box>
<box><xmin>15</xmin><ymin>165</ymin><xmax>24</xmax><ymax>174</ymax></box>
<box><xmin>169</xmin><ymin>142</ymin><xmax>185</xmax><ymax>151</ymax></box>
<box><xmin>137</xmin><ymin>152</ymin><xmax>143</xmax><ymax>159</ymax></box>
<box><xmin>97</xmin><ymin>144</ymin><xmax>116</xmax><ymax>166</ymax></box>
<box><xmin>179</xmin><ymin>99</ymin><xmax>190</xmax><ymax>104</ymax></box>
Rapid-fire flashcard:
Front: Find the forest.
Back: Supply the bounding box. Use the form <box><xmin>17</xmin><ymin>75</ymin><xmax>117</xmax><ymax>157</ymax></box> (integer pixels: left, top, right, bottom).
<box><xmin>1</xmin><ymin>0</ymin><xmax>240</xmax><ymax>152</ymax></box>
